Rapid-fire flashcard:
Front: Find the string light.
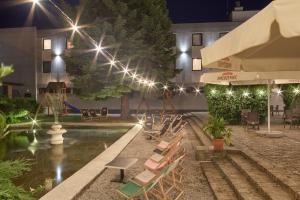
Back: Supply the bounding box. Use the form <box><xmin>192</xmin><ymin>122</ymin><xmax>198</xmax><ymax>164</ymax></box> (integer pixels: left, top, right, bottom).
<box><xmin>72</xmin><ymin>24</ymin><xmax>79</xmax><ymax>32</ymax></box>
<box><xmin>110</xmin><ymin>60</ymin><xmax>116</xmax><ymax>66</ymax></box>
<box><xmin>243</xmin><ymin>91</ymin><xmax>249</xmax><ymax>97</ymax></box>
<box><xmin>122</xmin><ymin>67</ymin><xmax>129</xmax><ymax>75</ymax></box>
<box><xmin>195</xmin><ymin>88</ymin><xmax>200</xmax><ymax>94</ymax></box>
<box><xmin>163</xmin><ymin>85</ymin><xmax>168</xmax><ymax>90</ymax></box>
<box><xmin>276</xmin><ymin>89</ymin><xmax>282</xmax><ymax>95</ymax></box>
<box><xmin>32</xmin><ymin>119</ymin><xmax>37</xmax><ymax>125</ymax></box>
<box><xmin>211</xmin><ymin>89</ymin><xmax>217</xmax><ymax>95</ymax></box>
<box><xmin>138</xmin><ymin>119</ymin><xmax>145</xmax><ymax>125</ymax></box>
<box><xmin>227</xmin><ymin>90</ymin><xmax>233</xmax><ymax>96</ymax></box>
<box><xmin>95</xmin><ymin>45</ymin><xmax>103</xmax><ymax>53</ymax></box>
<box><xmin>131</xmin><ymin>73</ymin><xmax>137</xmax><ymax>79</ymax></box>
<box><xmin>293</xmin><ymin>88</ymin><xmax>300</xmax><ymax>95</ymax></box>
<box><xmin>179</xmin><ymin>86</ymin><xmax>185</xmax><ymax>93</ymax></box>
<box><xmin>149</xmin><ymin>81</ymin><xmax>155</xmax><ymax>88</ymax></box>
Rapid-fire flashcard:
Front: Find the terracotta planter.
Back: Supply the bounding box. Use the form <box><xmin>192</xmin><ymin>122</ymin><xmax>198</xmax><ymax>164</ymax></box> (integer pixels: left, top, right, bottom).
<box><xmin>212</xmin><ymin>138</ymin><xmax>224</xmax><ymax>150</ymax></box>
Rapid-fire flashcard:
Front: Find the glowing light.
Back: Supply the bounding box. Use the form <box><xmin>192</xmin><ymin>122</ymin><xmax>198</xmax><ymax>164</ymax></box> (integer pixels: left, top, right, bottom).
<box><xmin>32</xmin><ymin>119</ymin><xmax>37</xmax><ymax>125</ymax></box>
<box><xmin>211</xmin><ymin>89</ymin><xmax>217</xmax><ymax>95</ymax></box>
<box><xmin>131</xmin><ymin>73</ymin><xmax>137</xmax><ymax>79</ymax></box>
<box><xmin>122</xmin><ymin>68</ymin><xmax>129</xmax><ymax>75</ymax></box>
<box><xmin>33</xmin><ymin>129</ymin><xmax>37</xmax><ymax>134</ymax></box>
<box><xmin>110</xmin><ymin>60</ymin><xmax>116</xmax><ymax>66</ymax></box>
<box><xmin>95</xmin><ymin>45</ymin><xmax>102</xmax><ymax>53</ymax></box>
<box><xmin>195</xmin><ymin>88</ymin><xmax>200</xmax><ymax>94</ymax></box>
<box><xmin>179</xmin><ymin>86</ymin><xmax>185</xmax><ymax>93</ymax></box>
<box><xmin>227</xmin><ymin>90</ymin><xmax>233</xmax><ymax>96</ymax></box>
<box><xmin>277</xmin><ymin>89</ymin><xmax>282</xmax><ymax>95</ymax></box>
<box><xmin>293</xmin><ymin>88</ymin><xmax>300</xmax><ymax>95</ymax></box>
<box><xmin>55</xmin><ymin>164</ymin><xmax>63</xmax><ymax>184</ymax></box>
<box><xmin>243</xmin><ymin>91</ymin><xmax>249</xmax><ymax>97</ymax></box>
<box><xmin>72</xmin><ymin>24</ymin><xmax>79</xmax><ymax>32</ymax></box>
<box><xmin>163</xmin><ymin>85</ymin><xmax>168</xmax><ymax>90</ymax></box>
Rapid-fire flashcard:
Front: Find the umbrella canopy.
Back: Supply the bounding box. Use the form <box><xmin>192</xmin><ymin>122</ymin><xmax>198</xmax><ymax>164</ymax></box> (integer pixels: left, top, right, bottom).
<box><xmin>201</xmin><ymin>0</ymin><xmax>300</xmax><ymax>71</ymax></box>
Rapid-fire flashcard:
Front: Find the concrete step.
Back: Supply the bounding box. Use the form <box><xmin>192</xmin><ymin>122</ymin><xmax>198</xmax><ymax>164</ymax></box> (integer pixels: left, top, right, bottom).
<box><xmin>215</xmin><ymin>158</ymin><xmax>265</xmax><ymax>200</ymax></box>
<box><xmin>187</xmin><ymin>118</ymin><xmax>212</xmax><ymax>146</ymax></box>
<box><xmin>201</xmin><ymin>162</ymin><xmax>238</xmax><ymax>200</ymax></box>
<box><xmin>228</xmin><ymin>153</ymin><xmax>294</xmax><ymax>200</ymax></box>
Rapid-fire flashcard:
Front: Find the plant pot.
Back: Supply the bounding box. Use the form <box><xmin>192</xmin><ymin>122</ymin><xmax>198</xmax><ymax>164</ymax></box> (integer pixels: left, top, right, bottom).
<box><xmin>212</xmin><ymin>138</ymin><xmax>224</xmax><ymax>150</ymax></box>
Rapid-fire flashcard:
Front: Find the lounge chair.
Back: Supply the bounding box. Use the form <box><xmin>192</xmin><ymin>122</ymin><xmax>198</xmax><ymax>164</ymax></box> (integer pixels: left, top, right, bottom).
<box><xmin>81</xmin><ymin>109</ymin><xmax>90</xmax><ymax>120</ymax></box>
<box><xmin>100</xmin><ymin>107</ymin><xmax>108</xmax><ymax>117</ymax></box>
<box><xmin>154</xmin><ymin>128</ymin><xmax>186</xmax><ymax>155</ymax></box>
<box><xmin>117</xmin><ymin>165</ymin><xmax>170</xmax><ymax>200</ymax></box>
<box><xmin>89</xmin><ymin>109</ymin><xmax>100</xmax><ymax>120</ymax></box>
<box><xmin>144</xmin><ymin>118</ymin><xmax>172</xmax><ymax>140</ymax></box>
<box><xmin>246</xmin><ymin>112</ymin><xmax>260</xmax><ymax>131</ymax></box>
<box><xmin>144</xmin><ymin>142</ymin><xmax>184</xmax><ymax>172</ymax></box>
<box><xmin>133</xmin><ymin>155</ymin><xmax>185</xmax><ymax>200</ymax></box>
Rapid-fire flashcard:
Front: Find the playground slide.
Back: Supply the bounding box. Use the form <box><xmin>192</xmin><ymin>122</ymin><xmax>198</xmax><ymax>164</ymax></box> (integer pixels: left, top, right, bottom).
<box><xmin>64</xmin><ymin>101</ymin><xmax>81</xmax><ymax>113</ymax></box>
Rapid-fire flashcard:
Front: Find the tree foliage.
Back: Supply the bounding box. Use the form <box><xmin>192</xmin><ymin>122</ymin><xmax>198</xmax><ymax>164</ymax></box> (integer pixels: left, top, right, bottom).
<box><xmin>62</xmin><ymin>0</ymin><xmax>176</xmax><ymax>99</ymax></box>
<box><xmin>204</xmin><ymin>84</ymin><xmax>268</xmax><ymax>124</ymax></box>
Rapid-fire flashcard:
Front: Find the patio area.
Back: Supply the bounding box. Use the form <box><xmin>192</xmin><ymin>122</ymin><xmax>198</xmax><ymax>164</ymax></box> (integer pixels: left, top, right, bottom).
<box><xmin>76</xmin><ymin>120</ymin><xmax>214</xmax><ymax>200</ymax></box>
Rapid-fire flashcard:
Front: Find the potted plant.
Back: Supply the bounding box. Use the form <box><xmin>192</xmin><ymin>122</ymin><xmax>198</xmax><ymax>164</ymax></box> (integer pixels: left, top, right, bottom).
<box><xmin>203</xmin><ymin>115</ymin><xmax>232</xmax><ymax>150</ymax></box>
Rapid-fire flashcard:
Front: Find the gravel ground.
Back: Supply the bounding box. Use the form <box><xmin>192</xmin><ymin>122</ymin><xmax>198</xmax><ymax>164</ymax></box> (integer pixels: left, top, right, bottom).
<box><xmin>76</xmin><ymin>125</ymin><xmax>214</xmax><ymax>200</ymax></box>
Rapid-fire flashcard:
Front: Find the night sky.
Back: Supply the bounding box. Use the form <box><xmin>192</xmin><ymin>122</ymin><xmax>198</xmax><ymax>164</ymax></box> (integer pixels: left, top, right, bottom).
<box><xmin>0</xmin><ymin>0</ymin><xmax>272</xmax><ymax>28</ymax></box>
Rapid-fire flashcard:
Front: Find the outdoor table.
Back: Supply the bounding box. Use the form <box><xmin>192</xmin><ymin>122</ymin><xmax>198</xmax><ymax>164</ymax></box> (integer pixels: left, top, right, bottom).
<box><xmin>105</xmin><ymin>157</ymin><xmax>138</xmax><ymax>183</ymax></box>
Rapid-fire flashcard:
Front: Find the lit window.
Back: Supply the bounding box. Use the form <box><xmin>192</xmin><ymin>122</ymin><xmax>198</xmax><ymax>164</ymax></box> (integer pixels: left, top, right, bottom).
<box><xmin>192</xmin><ymin>33</ymin><xmax>202</xmax><ymax>46</ymax></box>
<box><xmin>192</xmin><ymin>58</ymin><xmax>202</xmax><ymax>71</ymax></box>
<box><xmin>42</xmin><ymin>61</ymin><xmax>51</xmax><ymax>73</ymax></box>
<box><xmin>43</xmin><ymin>39</ymin><xmax>52</xmax><ymax>50</ymax></box>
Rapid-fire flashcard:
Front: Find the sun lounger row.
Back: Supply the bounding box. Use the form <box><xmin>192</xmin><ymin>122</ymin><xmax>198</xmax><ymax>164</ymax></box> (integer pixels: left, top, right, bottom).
<box><xmin>81</xmin><ymin>108</ymin><xmax>108</xmax><ymax>120</ymax></box>
<box><xmin>117</xmin><ymin>119</ymin><xmax>187</xmax><ymax>200</ymax></box>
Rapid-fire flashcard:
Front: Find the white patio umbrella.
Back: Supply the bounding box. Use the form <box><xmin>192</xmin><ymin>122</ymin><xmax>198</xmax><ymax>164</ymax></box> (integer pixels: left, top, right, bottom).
<box><xmin>200</xmin><ymin>71</ymin><xmax>300</xmax><ymax>135</ymax></box>
<box><xmin>200</xmin><ymin>0</ymin><xmax>300</xmax><ymax>136</ymax></box>
<box><xmin>201</xmin><ymin>0</ymin><xmax>300</xmax><ymax>72</ymax></box>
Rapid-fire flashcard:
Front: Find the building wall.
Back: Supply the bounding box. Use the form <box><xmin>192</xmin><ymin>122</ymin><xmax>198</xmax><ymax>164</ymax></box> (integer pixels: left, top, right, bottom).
<box><xmin>172</xmin><ymin>22</ymin><xmax>242</xmax><ymax>85</ymax></box>
<box><xmin>0</xmin><ymin>27</ymin><xmax>37</xmax><ymax>98</ymax></box>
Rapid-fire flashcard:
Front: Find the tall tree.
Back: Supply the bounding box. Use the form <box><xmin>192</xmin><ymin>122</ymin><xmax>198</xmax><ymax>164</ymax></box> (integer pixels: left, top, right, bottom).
<box><xmin>62</xmin><ymin>0</ymin><xmax>176</xmax><ymax>118</ymax></box>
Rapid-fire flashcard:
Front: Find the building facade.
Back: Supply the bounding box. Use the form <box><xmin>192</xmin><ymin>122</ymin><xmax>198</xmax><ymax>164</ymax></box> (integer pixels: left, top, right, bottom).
<box><xmin>0</xmin><ymin>6</ymin><xmax>268</xmax><ymax>112</ymax></box>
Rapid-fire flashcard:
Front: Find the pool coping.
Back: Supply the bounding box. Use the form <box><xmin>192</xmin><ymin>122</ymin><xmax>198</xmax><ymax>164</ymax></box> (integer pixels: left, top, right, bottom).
<box><xmin>39</xmin><ymin>124</ymin><xmax>142</xmax><ymax>200</ymax></box>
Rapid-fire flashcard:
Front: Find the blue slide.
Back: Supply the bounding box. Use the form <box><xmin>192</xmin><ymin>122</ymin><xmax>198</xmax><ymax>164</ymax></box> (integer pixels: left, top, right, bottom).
<box><xmin>64</xmin><ymin>101</ymin><xmax>81</xmax><ymax>113</ymax></box>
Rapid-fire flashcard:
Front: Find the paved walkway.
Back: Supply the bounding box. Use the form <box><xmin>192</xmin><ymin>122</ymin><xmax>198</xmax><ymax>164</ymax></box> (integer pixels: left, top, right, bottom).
<box><xmin>76</xmin><ymin>126</ymin><xmax>214</xmax><ymax>200</ymax></box>
<box><xmin>230</xmin><ymin>124</ymin><xmax>300</xmax><ymax>194</ymax></box>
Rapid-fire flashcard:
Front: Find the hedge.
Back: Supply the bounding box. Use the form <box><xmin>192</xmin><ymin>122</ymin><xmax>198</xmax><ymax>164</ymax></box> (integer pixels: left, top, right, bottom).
<box><xmin>204</xmin><ymin>84</ymin><xmax>268</xmax><ymax>124</ymax></box>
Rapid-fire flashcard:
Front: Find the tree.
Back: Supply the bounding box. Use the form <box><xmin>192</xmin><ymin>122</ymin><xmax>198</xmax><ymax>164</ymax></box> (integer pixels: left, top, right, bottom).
<box><xmin>62</xmin><ymin>0</ymin><xmax>176</xmax><ymax>119</ymax></box>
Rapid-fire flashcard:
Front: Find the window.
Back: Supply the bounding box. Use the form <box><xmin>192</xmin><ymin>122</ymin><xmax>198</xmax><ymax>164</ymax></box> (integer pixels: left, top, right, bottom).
<box><xmin>192</xmin><ymin>58</ymin><xmax>202</xmax><ymax>71</ymax></box>
<box><xmin>192</xmin><ymin>33</ymin><xmax>202</xmax><ymax>46</ymax></box>
<box><xmin>43</xmin><ymin>39</ymin><xmax>52</xmax><ymax>50</ymax></box>
<box><xmin>42</xmin><ymin>61</ymin><xmax>52</xmax><ymax>73</ymax></box>
<box><xmin>219</xmin><ymin>32</ymin><xmax>228</xmax><ymax>38</ymax></box>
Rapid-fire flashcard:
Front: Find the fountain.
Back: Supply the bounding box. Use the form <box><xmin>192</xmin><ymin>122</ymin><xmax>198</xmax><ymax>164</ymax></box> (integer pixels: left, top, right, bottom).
<box><xmin>47</xmin><ymin>124</ymin><xmax>67</xmax><ymax>145</ymax></box>
<box><xmin>42</xmin><ymin>92</ymin><xmax>67</xmax><ymax>145</ymax></box>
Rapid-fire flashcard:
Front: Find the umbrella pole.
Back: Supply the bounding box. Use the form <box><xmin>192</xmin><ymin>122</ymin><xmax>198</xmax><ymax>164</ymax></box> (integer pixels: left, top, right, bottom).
<box><xmin>267</xmin><ymin>83</ymin><xmax>271</xmax><ymax>133</ymax></box>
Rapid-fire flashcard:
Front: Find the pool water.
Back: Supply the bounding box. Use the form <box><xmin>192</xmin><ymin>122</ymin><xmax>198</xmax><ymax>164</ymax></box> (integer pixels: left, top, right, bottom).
<box><xmin>0</xmin><ymin>127</ymin><xmax>128</xmax><ymax>197</ymax></box>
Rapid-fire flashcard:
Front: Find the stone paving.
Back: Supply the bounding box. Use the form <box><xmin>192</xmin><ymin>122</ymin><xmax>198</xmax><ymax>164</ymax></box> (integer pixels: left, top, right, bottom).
<box><xmin>76</xmin><ymin>125</ymin><xmax>214</xmax><ymax>200</ymax></box>
<box><xmin>229</xmin><ymin>124</ymin><xmax>300</xmax><ymax>195</ymax></box>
